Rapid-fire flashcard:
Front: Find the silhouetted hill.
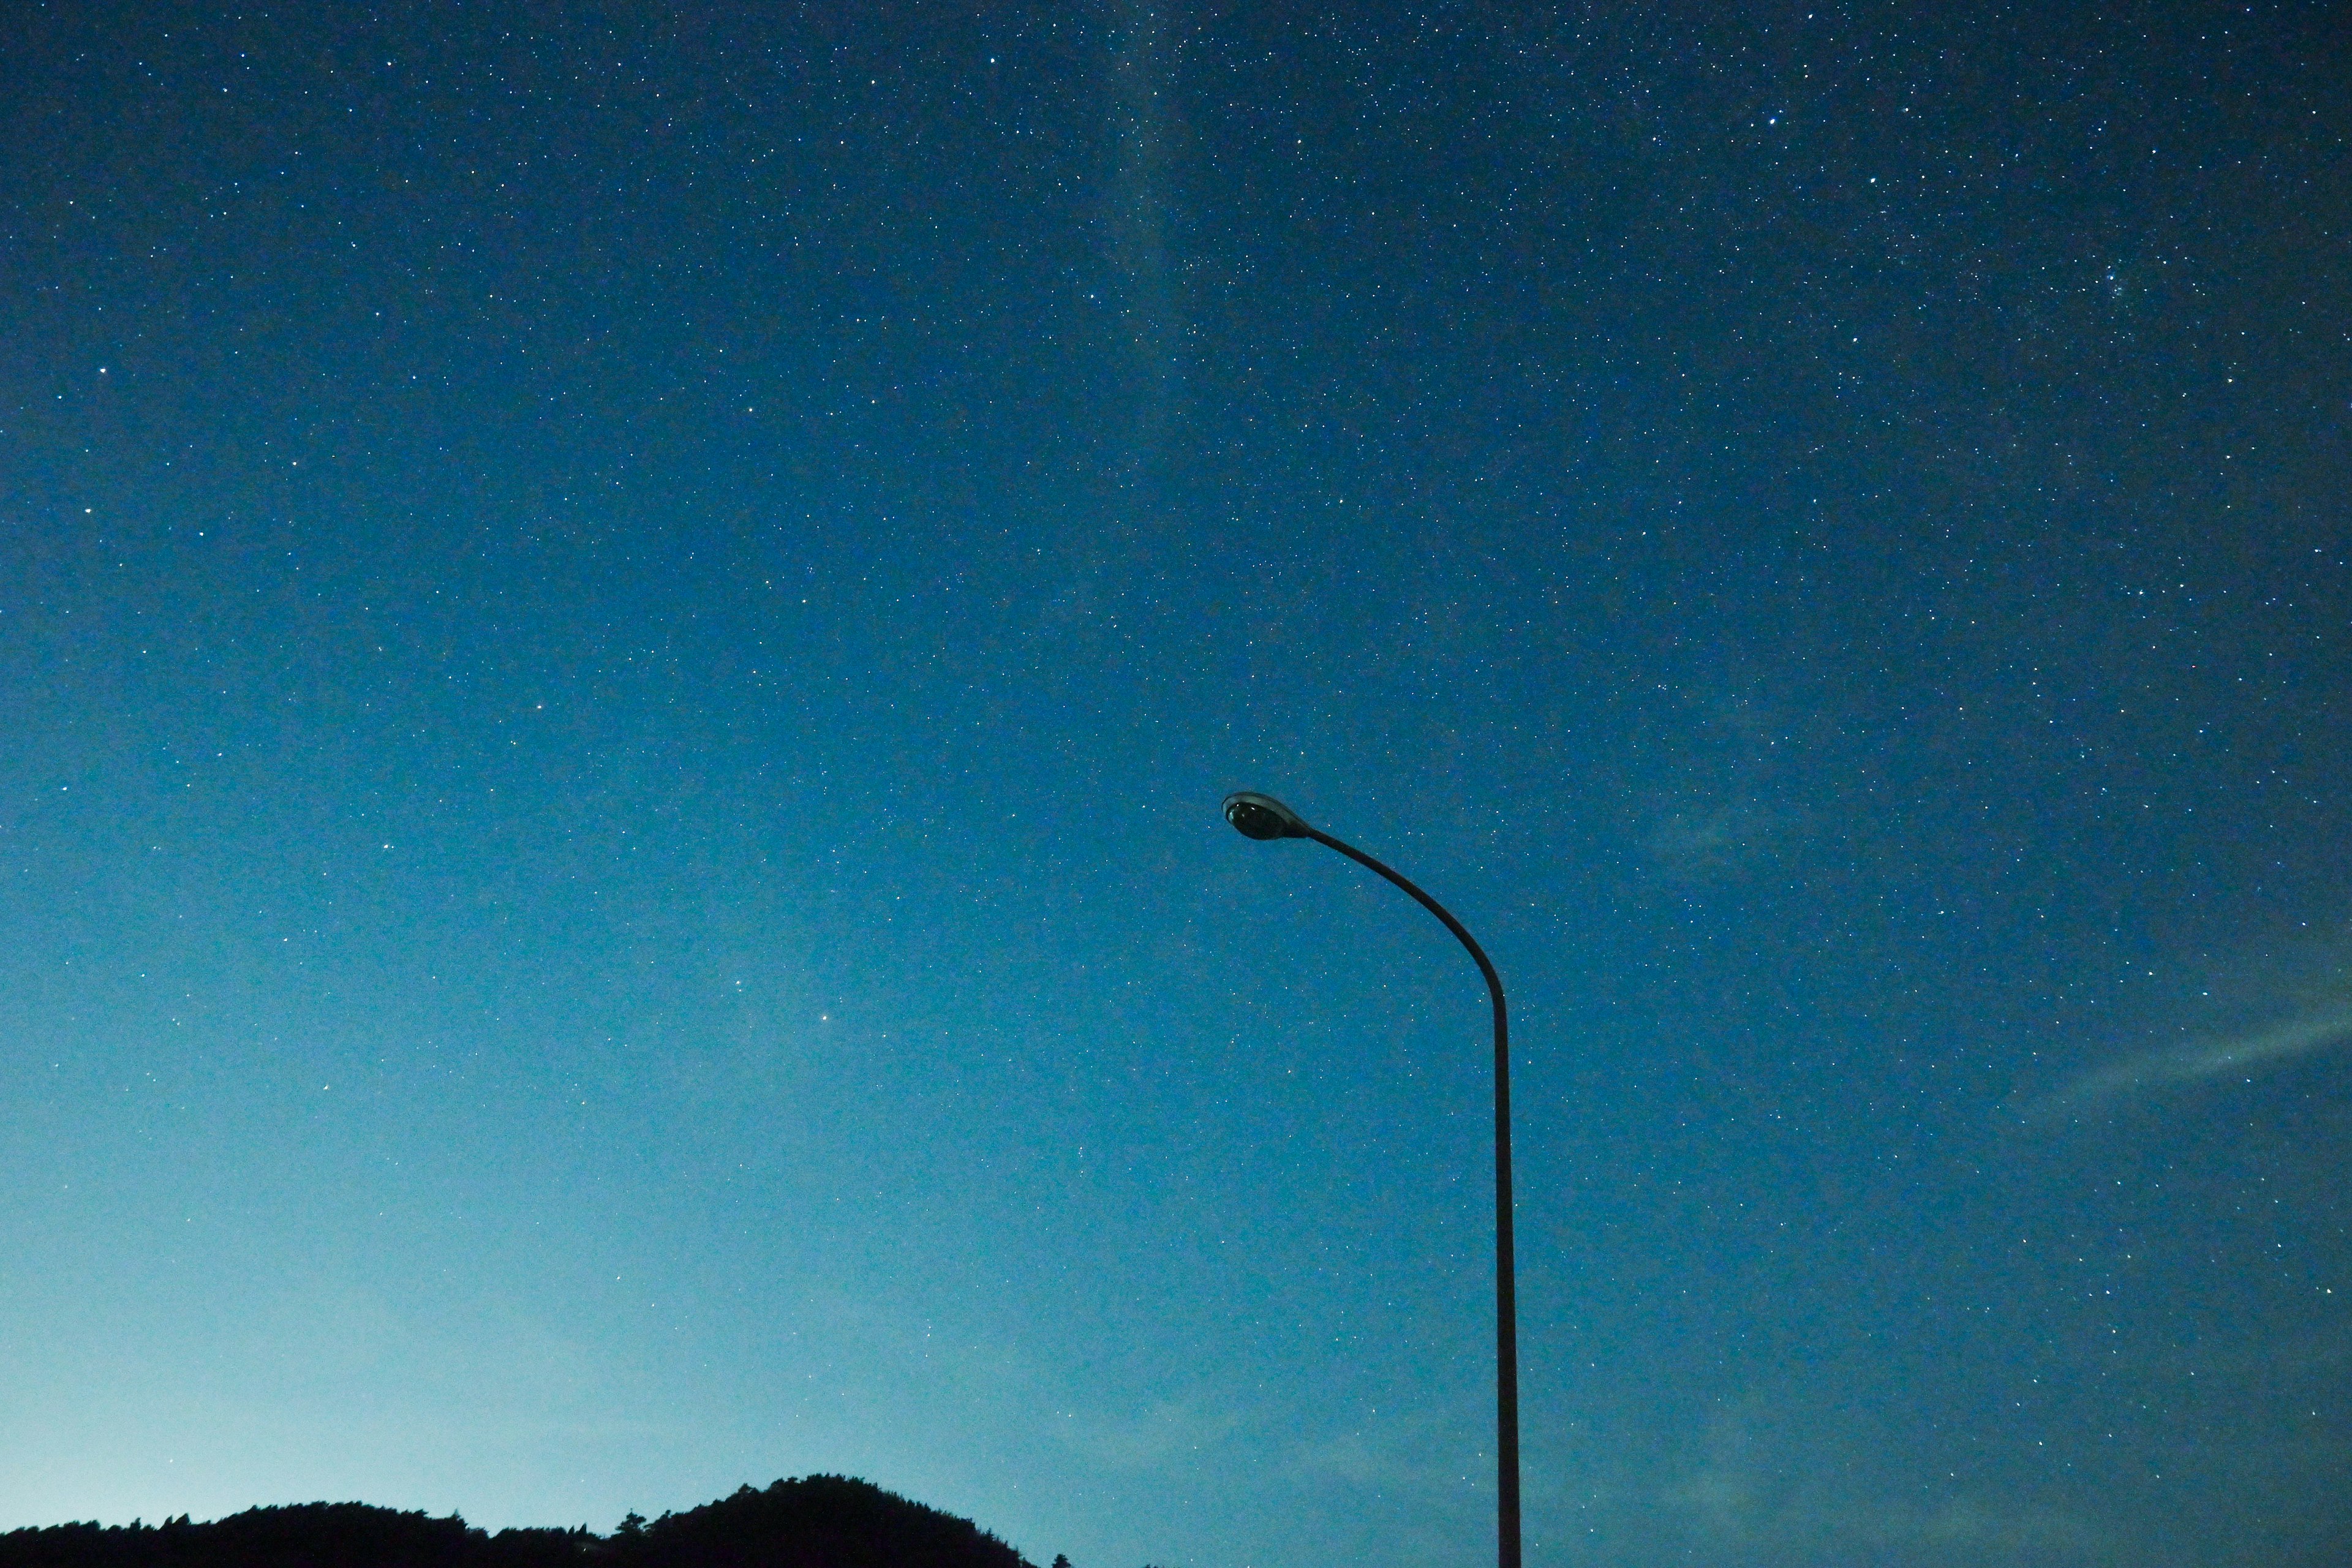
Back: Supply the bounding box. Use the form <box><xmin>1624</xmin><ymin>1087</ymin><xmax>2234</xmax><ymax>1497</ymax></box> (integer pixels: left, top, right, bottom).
<box><xmin>0</xmin><ymin>1479</ymin><xmax>1039</xmax><ymax>1568</ymax></box>
<box><xmin>621</xmin><ymin>1477</ymin><xmax>1030</xmax><ymax>1568</ymax></box>
<box><xmin>0</xmin><ymin>1502</ymin><xmax>590</xmax><ymax>1568</ymax></box>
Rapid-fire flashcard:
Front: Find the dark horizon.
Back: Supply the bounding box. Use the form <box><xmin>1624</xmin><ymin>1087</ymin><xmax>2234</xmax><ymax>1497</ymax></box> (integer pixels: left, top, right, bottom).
<box><xmin>0</xmin><ymin>1476</ymin><xmax>1042</xmax><ymax>1568</ymax></box>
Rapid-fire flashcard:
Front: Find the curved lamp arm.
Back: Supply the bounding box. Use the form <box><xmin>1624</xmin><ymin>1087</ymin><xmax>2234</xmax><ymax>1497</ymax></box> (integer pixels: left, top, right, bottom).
<box><xmin>1221</xmin><ymin>791</ymin><xmax>1520</xmax><ymax>1568</ymax></box>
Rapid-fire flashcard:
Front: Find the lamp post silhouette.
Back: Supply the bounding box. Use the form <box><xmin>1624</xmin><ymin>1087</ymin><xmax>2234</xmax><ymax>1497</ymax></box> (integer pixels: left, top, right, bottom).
<box><xmin>1221</xmin><ymin>791</ymin><xmax>1521</xmax><ymax>1568</ymax></box>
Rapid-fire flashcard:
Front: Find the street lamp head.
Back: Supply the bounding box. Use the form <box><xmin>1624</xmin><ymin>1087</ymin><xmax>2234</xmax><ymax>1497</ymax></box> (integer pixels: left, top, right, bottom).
<box><xmin>1223</xmin><ymin>791</ymin><xmax>1312</xmax><ymax>842</ymax></box>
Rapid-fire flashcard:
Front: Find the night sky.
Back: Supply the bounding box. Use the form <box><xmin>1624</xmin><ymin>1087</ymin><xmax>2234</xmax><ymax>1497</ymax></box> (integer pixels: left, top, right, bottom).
<box><xmin>5</xmin><ymin>3</ymin><xmax>2348</xmax><ymax>1566</ymax></box>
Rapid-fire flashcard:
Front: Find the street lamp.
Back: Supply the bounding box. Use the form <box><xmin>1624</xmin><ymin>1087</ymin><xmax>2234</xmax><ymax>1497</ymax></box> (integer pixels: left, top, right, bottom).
<box><xmin>1221</xmin><ymin>791</ymin><xmax>1521</xmax><ymax>1568</ymax></box>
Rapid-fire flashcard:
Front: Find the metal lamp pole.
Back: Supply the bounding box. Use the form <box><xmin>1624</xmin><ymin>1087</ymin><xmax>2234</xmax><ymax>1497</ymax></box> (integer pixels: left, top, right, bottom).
<box><xmin>1221</xmin><ymin>791</ymin><xmax>1520</xmax><ymax>1568</ymax></box>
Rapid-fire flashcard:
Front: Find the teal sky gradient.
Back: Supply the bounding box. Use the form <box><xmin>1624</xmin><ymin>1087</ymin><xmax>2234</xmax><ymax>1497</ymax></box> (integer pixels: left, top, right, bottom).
<box><xmin>5</xmin><ymin>4</ymin><xmax>2348</xmax><ymax>1565</ymax></box>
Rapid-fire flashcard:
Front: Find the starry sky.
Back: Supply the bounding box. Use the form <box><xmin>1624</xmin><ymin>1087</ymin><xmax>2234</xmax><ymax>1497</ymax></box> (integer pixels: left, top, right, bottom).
<box><xmin>4</xmin><ymin>3</ymin><xmax>2348</xmax><ymax>1566</ymax></box>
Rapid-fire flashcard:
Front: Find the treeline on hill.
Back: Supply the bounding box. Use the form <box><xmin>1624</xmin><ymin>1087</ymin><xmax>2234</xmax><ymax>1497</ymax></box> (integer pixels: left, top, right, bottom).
<box><xmin>0</xmin><ymin>1476</ymin><xmax>1076</xmax><ymax>1568</ymax></box>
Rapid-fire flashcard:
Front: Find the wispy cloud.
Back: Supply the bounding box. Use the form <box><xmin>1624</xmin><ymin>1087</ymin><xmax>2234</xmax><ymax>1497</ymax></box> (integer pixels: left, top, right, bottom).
<box><xmin>2019</xmin><ymin>1004</ymin><xmax>2352</xmax><ymax>1123</ymax></box>
<box><xmin>1648</xmin><ymin>803</ymin><xmax>1786</xmax><ymax>878</ymax></box>
<box><xmin>1285</xmin><ymin>1408</ymin><xmax>1479</xmax><ymax>1493</ymax></box>
<box><xmin>1648</xmin><ymin>1394</ymin><xmax>2113</xmax><ymax>1566</ymax></box>
<box><xmin>1055</xmin><ymin>1396</ymin><xmax>1248</xmax><ymax>1474</ymax></box>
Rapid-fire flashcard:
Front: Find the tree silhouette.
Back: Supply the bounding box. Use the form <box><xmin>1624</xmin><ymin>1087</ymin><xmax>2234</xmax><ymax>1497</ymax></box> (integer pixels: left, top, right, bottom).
<box><xmin>612</xmin><ymin>1476</ymin><xmax>1029</xmax><ymax>1568</ymax></box>
<box><xmin>0</xmin><ymin>1478</ymin><xmax>1047</xmax><ymax>1568</ymax></box>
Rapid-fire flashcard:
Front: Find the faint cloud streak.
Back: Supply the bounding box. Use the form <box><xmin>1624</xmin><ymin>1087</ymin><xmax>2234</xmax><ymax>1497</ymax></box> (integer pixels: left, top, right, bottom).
<box><xmin>1654</xmin><ymin>1396</ymin><xmax>2111</xmax><ymax>1564</ymax></box>
<box><xmin>1286</xmin><ymin>1408</ymin><xmax>1478</xmax><ymax>1493</ymax></box>
<box><xmin>2021</xmin><ymin>1004</ymin><xmax>2352</xmax><ymax>1123</ymax></box>
<box><xmin>1647</xmin><ymin>804</ymin><xmax>1783</xmax><ymax>877</ymax></box>
<box><xmin>1057</xmin><ymin>1397</ymin><xmax>1246</xmax><ymax>1473</ymax></box>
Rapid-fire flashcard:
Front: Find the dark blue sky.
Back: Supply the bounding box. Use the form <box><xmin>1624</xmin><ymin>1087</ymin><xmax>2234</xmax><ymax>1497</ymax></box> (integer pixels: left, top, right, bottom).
<box><xmin>5</xmin><ymin>3</ymin><xmax>2348</xmax><ymax>1565</ymax></box>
